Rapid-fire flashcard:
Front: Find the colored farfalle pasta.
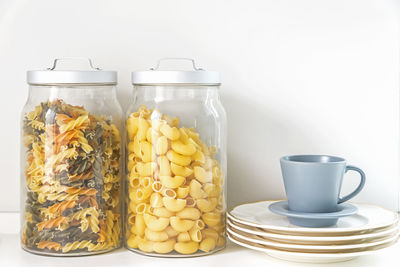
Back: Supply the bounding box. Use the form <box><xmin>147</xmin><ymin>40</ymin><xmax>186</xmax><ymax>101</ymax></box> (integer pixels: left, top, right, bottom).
<box><xmin>21</xmin><ymin>99</ymin><xmax>121</xmax><ymax>254</ymax></box>
<box><xmin>125</xmin><ymin>105</ymin><xmax>226</xmax><ymax>255</ymax></box>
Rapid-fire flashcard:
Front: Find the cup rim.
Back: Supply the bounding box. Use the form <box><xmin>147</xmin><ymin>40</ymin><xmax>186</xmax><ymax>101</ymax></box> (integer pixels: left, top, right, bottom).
<box><xmin>280</xmin><ymin>154</ymin><xmax>346</xmax><ymax>164</ymax></box>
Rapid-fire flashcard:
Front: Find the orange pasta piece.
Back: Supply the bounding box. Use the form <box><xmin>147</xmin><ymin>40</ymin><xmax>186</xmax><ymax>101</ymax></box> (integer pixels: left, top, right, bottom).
<box><xmin>48</xmin><ymin>200</ymin><xmax>77</xmax><ymax>214</ymax></box>
<box><xmin>37</xmin><ymin>217</ymin><xmax>68</xmax><ymax>231</ymax></box>
<box><xmin>77</xmin><ymin>195</ymin><xmax>99</xmax><ymax>209</ymax></box>
<box><xmin>97</xmin><ymin>219</ymin><xmax>106</xmax><ymax>243</ymax></box>
<box><xmin>55</xmin><ymin>114</ymin><xmax>73</xmax><ymax>125</ymax></box>
<box><xmin>68</xmin><ymin>171</ymin><xmax>94</xmax><ymax>181</ymax></box>
<box><xmin>66</xmin><ymin>187</ymin><xmax>97</xmax><ymax>196</ymax></box>
<box><xmin>21</xmin><ymin>233</ymin><xmax>26</xmax><ymax>245</ymax></box>
<box><xmin>37</xmin><ymin>241</ymin><xmax>61</xmax><ymax>251</ymax></box>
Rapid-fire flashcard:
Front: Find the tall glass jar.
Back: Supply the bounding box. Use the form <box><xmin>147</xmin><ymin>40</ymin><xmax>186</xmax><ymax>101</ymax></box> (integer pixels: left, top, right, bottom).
<box><xmin>125</xmin><ymin>58</ymin><xmax>227</xmax><ymax>257</ymax></box>
<box><xmin>21</xmin><ymin>58</ymin><xmax>123</xmax><ymax>256</ymax></box>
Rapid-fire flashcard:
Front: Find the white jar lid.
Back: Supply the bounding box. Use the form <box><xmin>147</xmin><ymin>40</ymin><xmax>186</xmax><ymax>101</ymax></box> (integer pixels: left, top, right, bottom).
<box><xmin>27</xmin><ymin>58</ymin><xmax>117</xmax><ymax>85</ymax></box>
<box><xmin>131</xmin><ymin>58</ymin><xmax>220</xmax><ymax>85</ymax></box>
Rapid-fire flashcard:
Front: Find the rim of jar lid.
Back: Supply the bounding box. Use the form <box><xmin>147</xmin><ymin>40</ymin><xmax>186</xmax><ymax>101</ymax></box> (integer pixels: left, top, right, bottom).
<box><xmin>131</xmin><ymin>70</ymin><xmax>221</xmax><ymax>86</ymax></box>
<box><xmin>27</xmin><ymin>70</ymin><xmax>117</xmax><ymax>85</ymax></box>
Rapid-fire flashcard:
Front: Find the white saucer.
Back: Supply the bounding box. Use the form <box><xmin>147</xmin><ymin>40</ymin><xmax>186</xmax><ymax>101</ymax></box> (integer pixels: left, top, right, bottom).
<box><xmin>227</xmin><ymin>218</ymin><xmax>399</xmax><ymax>244</ymax></box>
<box><xmin>227</xmin><ymin>225</ymin><xmax>399</xmax><ymax>251</ymax></box>
<box><xmin>229</xmin><ymin>200</ymin><xmax>398</xmax><ymax>234</ymax></box>
<box><xmin>228</xmin><ymin>232</ymin><xmax>399</xmax><ymax>264</ymax></box>
<box><xmin>269</xmin><ymin>201</ymin><xmax>358</xmax><ymax>227</ymax></box>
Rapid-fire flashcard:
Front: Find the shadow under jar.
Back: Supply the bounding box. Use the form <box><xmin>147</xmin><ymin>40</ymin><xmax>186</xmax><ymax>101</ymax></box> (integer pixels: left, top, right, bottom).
<box><xmin>125</xmin><ymin>58</ymin><xmax>227</xmax><ymax>257</ymax></box>
<box><xmin>21</xmin><ymin>58</ymin><xmax>123</xmax><ymax>256</ymax></box>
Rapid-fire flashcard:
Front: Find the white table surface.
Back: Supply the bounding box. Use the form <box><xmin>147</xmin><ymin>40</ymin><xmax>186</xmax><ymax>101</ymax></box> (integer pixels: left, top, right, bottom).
<box><xmin>1</xmin><ymin>212</ymin><xmax>399</xmax><ymax>267</ymax></box>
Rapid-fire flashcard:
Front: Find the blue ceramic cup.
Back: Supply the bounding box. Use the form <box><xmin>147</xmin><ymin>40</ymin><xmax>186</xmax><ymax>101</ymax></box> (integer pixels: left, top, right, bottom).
<box><xmin>280</xmin><ymin>155</ymin><xmax>366</xmax><ymax>213</ymax></box>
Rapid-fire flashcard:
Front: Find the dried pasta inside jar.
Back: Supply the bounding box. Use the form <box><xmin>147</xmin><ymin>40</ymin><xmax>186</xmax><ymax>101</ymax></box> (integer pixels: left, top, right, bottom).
<box><xmin>21</xmin><ymin>99</ymin><xmax>121</xmax><ymax>255</ymax></box>
<box><xmin>125</xmin><ymin>105</ymin><xmax>226</xmax><ymax>256</ymax></box>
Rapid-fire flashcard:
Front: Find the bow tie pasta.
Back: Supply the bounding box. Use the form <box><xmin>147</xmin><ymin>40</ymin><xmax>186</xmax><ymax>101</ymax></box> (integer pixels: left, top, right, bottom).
<box><xmin>126</xmin><ymin>105</ymin><xmax>226</xmax><ymax>255</ymax></box>
<box><xmin>21</xmin><ymin>99</ymin><xmax>121</xmax><ymax>255</ymax></box>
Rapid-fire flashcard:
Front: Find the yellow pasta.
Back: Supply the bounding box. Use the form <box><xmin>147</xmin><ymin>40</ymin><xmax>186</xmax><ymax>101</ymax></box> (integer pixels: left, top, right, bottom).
<box><xmin>189</xmin><ymin>227</ymin><xmax>202</xmax><ymax>242</ymax></box>
<box><xmin>136</xmin><ymin>118</ymin><xmax>149</xmax><ymax>141</ymax></box>
<box><xmin>127</xmin><ymin>235</ymin><xmax>142</xmax><ymax>249</ymax></box>
<box><xmin>170</xmin><ymin>163</ymin><xmax>193</xmax><ymax>177</ymax></box>
<box><xmin>194</xmin><ymin>219</ymin><xmax>205</xmax><ymax>230</ymax></box>
<box><xmin>194</xmin><ymin>166</ymin><xmax>212</xmax><ymax>183</ymax></box>
<box><xmin>174</xmin><ymin>241</ymin><xmax>199</xmax><ymax>255</ymax></box>
<box><xmin>192</xmin><ymin>150</ymin><xmax>205</xmax><ymax>164</ymax></box>
<box><xmin>153</xmin><ymin>239</ymin><xmax>176</xmax><ymax>254</ymax></box>
<box><xmin>199</xmin><ymin>237</ymin><xmax>216</xmax><ymax>253</ymax></box>
<box><xmin>126</xmin><ymin>117</ymin><xmax>139</xmax><ymax>139</ymax></box>
<box><xmin>139</xmin><ymin>141</ymin><xmax>154</xmax><ymax>162</ymax></box>
<box><xmin>160</xmin><ymin>124</ymin><xmax>180</xmax><ymax>140</ymax></box>
<box><xmin>177</xmin><ymin>232</ymin><xmax>191</xmax><ymax>242</ymax></box>
<box><xmin>150</xmin><ymin>207</ymin><xmax>174</xmax><ymax>218</ymax></box>
<box><xmin>170</xmin><ymin>216</ymin><xmax>195</xmax><ymax>232</ymax></box>
<box><xmin>165</xmin><ymin>226</ymin><xmax>179</xmax><ymax>238</ymax></box>
<box><xmin>150</xmin><ymin>193</ymin><xmax>163</xmax><ymax>208</ymax></box>
<box><xmin>176</xmin><ymin>208</ymin><xmax>201</xmax><ymax>220</ymax></box>
<box><xmin>202</xmin><ymin>212</ymin><xmax>222</xmax><ymax>227</ymax></box>
<box><xmin>162</xmin><ymin>188</ymin><xmax>177</xmax><ymax>199</ymax></box>
<box><xmin>216</xmin><ymin>236</ymin><xmax>226</xmax><ymax>247</ymax></box>
<box><xmin>176</xmin><ymin>186</ymin><xmax>189</xmax><ymax>198</ymax></box>
<box><xmin>145</xmin><ymin>228</ymin><xmax>169</xmax><ymax>242</ymax></box>
<box><xmin>138</xmin><ymin>240</ymin><xmax>154</xmax><ymax>253</ymax></box>
<box><xmin>197</xmin><ymin>198</ymin><xmax>218</xmax><ymax>213</ymax></box>
<box><xmin>135</xmin><ymin>214</ymin><xmax>146</xmax><ymax>237</ymax></box>
<box><xmin>136</xmin><ymin>203</ymin><xmax>150</xmax><ymax>214</ymax></box>
<box><xmin>162</xmin><ymin>197</ymin><xmax>186</xmax><ymax>212</ymax></box>
<box><xmin>171</xmin><ymin>141</ymin><xmax>197</xmax><ymax>156</ymax></box>
<box><xmin>189</xmin><ymin>179</ymin><xmax>207</xmax><ymax>199</ymax></box>
<box><xmin>160</xmin><ymin>175</ymin><xmax>185</xmax><ymax>189</ymax></box>
<box><xmin>125</xmin><ymin>105</ymin><xmax>225</xmax><ymax>255</ymax></box>
<box><xmin>143</xmin><ymin>214</ymin><xmax>169</xmax><ymax>232</ymax></box>
<box><xmin>155</xmin><ymin>136</ymin><xmax>169</xmax><ymax>155</ymax></box>
<box><xmin>166</xmin><ymin>150</ymin><xmax>191</xmax><ymax>166</ymax></box>
<box><xmin>158</xmin><ymin>156</ymin><xmax>171</xmax><ymax>176</ymax></box>
<box><xmin>203</xmin><ymin>183</ymin><xmax>221</xmax><ymax>197</ymax></box>
<box><xmin>201</xmin><ymin>228</ymin><xmax>219</xmax><ymax>241</ymax></box>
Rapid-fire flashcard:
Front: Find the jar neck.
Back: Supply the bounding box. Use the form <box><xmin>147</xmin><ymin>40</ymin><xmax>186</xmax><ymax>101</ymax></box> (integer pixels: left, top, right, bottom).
<box><xmin>28</xmin><ymin>85</ymin><xmax>117</xmax><ymax>102</ymax></box>
<box><xmin>133</xmin><ymin>85</ymin><xmax>220</xmax><ymax>102</ymax></box>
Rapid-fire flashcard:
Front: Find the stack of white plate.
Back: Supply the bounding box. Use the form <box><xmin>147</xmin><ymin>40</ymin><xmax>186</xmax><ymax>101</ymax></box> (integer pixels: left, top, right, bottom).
<box><xmin>227</xmin><ymin>200</ymin><xmax>399</xmax><ymax>263</ymax></box>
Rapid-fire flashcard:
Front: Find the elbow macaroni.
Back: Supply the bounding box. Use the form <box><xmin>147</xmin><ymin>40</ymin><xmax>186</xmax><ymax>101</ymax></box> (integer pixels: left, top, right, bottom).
<box><xmin>126</xmin><ymin>105</ymin><xmax>225</xmax><ymax>255</ymax></box>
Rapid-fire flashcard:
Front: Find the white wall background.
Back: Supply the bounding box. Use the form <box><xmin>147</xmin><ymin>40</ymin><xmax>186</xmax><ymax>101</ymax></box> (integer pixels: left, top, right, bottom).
<box><xmin>0</xmin><ymin>0</ymin><xmax>399</xmax><ymax>212</ymax></box>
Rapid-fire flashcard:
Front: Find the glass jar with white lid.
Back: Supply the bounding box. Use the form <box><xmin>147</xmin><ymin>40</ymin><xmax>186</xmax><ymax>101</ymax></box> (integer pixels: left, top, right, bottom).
<box><xmin>21</xmin><ymin>58</ymin><xmax>123</xmax><ymax>256</ymax></box>
<box><xmin>125</xmin><ymin>58</ymin><xmax>227</xmax><ymax>257</ymax></box>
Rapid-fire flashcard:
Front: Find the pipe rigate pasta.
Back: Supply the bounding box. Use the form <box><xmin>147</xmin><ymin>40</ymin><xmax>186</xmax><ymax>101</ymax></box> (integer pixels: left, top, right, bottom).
<box><xmin>170</xmin><ymin>216</ymin><xmax>195</xmax><ymax>232</ymax></box>
<box><xmin>189</xmin><ymin>227</ymin><xmax>202</xmax><ymax>242</ymax></box>
<box><xmin>176</xmin><ymin>208</ymin><xmax>201</xmax><ymax>220</ymax></box>
<box><xmin>145</xmin><ymin>228</ymin><xmax>169</xmax><ymax>242</ymax></box>
<box><xmin>143</xmin><ymin>214</ymin><xmax>170</xmax><ymax>231</ymax></box>
<box><xmin>21</xmin><ymin>100</ymin><xmax>121</xmax><ymax>255</ymax></box>
<box><xmin>162</xmin><ymin>197</ymin><xmax>186</xmax><ymax>212</ymax></box>
<box><xmin>177</xmin><ymin>232</ymin><xmax>191</xmax><ymax>242</ymax></box>
<box><xmin>153</xmin><ymin>239</ymin><xmax>176</xmax><ymax>254</ymax></box>
<box><xmin>199</xmin><ymin>237</ymin><xmax>216</xmax><ymax>253</ymax></box>
<box><xmin>160</xmin><ymin>175</ymin><xmax>186</xmax><ymax>189</ymax></box>
<box><xmin>166</xmin><ymin>150</ymin><xmax>192</xmax><ymax>166</ymax></box>
<box><xmin>174</xmin><ymin>241</ymin><xmax>199</xmax><ymax>255</ymax></box>
<box><xmin>125</xmin><ymin>105</ymin><xmax>225</xmax><ymax>256</ymax></box>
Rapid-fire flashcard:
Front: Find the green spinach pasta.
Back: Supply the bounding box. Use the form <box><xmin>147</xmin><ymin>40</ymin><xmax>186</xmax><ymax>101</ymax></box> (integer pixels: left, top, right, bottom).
<box><xmin>21</xmin><ymin>99</ymin><xmax>121</xmax><ymax>254</ymax></box>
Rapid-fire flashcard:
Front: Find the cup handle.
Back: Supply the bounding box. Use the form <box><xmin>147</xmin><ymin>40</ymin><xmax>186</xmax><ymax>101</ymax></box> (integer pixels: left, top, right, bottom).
<box><xmin>338</xmin><ymin>165</ymin><xmax>366</xmax><ymax>204</ymax></box>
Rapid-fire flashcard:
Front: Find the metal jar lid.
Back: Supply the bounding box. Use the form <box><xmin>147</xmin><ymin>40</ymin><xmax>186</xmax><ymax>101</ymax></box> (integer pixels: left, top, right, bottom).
<box><xmin>27</xmin><ymin>58</ymin><xmax>117</xmax><ymax>85</ymax></box>
<box><xmin>131</xmin><ymin>58</ymin><xmax>220</xmax><ymax>86</ymax></box>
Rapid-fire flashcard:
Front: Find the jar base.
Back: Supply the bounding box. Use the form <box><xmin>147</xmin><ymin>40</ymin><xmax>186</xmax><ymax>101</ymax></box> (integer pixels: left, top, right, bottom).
<box><xmin>22</xmin><ymin>245</ymin><xmax>121</xmax><ymax>257</ymax></box>
<box><xmin>126</xmin><ymin>245</ymin><xmax>225</xmax><ymax>258</ymax></box>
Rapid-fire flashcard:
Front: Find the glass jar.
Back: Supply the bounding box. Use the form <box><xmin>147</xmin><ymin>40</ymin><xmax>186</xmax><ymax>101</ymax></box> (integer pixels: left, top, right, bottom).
<box><xmin>21</xmin><ymin>58</ymin><xmax>123</xmax><ymax>256</ymax></box>
<box><xmin>125</xmin><ymin>58</ymin><xmax>227</xmax><ymax>257</ymax></box>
